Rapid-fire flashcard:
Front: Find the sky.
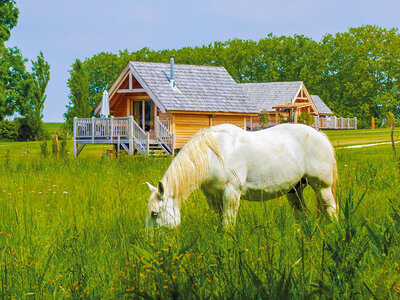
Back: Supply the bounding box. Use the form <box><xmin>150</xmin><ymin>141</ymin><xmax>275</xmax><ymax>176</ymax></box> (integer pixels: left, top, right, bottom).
<box><xmin>5</xmin><ymin>0</ymin><xmax>400</xmax><ymax>122</ymax></box>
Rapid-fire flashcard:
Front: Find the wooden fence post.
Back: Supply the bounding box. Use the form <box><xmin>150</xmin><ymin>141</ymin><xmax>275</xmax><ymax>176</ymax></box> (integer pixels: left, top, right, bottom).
<box><xmin>354</xmin><ymin>117</ymin><xmax>357</xmax><ymax>130</ymax></box>
<box><xmin>91</xmin><ymin>116</ymin><xmax>95</xmax><ymax>143</ymax></box>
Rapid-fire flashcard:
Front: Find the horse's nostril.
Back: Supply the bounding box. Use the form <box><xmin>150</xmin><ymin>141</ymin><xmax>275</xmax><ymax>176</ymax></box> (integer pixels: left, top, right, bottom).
<box><xmin>151</xmin><ymin>211</ymin><xmax>159</xmax><ymax>218</ymax></box>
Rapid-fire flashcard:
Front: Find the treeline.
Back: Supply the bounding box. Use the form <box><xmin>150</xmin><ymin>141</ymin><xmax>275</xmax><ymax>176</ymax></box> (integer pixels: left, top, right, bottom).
<box><xmin>0</xmin><ymin>1</ymin><xmax>50</xmax><ymax>141</ymax></box>
<box><xmin>67</xmin><ymin>25</ymin><xmax>400</xmax><ymax>129</ymax></box>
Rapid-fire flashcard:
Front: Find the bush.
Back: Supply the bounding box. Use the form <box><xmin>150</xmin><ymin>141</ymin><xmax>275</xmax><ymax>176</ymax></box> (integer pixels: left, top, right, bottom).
<box><xmin>0</xmin><ymin>120</ymin><xmax>19</xmax><ymax>141</ymax></box>
<box><xmin>258</xmin><ymin>109</ymin><xmax>270</xmax><ymax>128</ymax></box>
<box><xmin>40</xmin><ymin>142</ymin><xmax>50</xmax><ymax>158</ymax></box>
<box><xmin>17</xmin><ymin>118</ymin><xmax>50</xmax><ymax>141</ymax></box>
<box><xmin>297</xmin><ymin>111</ymin><xmax>314</xmax><ymax>126</ymax></box>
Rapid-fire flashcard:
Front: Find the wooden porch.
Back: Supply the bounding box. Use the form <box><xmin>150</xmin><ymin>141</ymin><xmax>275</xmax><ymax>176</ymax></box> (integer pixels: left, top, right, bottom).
<box><xmin>73</xmin><ymin>116</ymin><xmax>174</xmax><ymax>157</ymax></box>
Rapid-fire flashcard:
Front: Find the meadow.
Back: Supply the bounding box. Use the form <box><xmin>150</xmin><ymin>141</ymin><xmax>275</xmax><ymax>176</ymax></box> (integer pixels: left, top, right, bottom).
<box><xmin>0</xmin><ymin>129</ymin><xmax>400</xmax><ymax>298</ymax></box>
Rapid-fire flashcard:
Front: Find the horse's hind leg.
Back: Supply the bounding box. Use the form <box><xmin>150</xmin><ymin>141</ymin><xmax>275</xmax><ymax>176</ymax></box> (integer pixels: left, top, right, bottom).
<box><xmin>287</xmin><ymin>179</ymin><xmax>308</xmax><ymax>217</ymax></box>
<box><xmin>201</xmin><ymin>187</ymin><xmax>223</xmax><ymax>216</ymax></box>
<box><xmin>222</xmin><ymin>184</ymin><xmax>241</xmax><ymax>229</ymax></box>
<box><xmin>314</xmin><ymin>186</ymin><xmax>338</xmax><ymax>221</ymax></box>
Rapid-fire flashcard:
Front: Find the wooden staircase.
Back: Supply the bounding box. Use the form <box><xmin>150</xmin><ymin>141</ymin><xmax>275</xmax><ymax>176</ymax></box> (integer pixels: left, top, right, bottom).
<box><xmin>148</xmin><ymin>139</ymin><xmax>172</xmax><ymax>156</ymax></box>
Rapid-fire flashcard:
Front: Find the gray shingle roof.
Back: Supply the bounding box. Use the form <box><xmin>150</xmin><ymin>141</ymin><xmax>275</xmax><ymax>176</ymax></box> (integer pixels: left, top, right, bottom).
<box><xmin>130</xmin><ymin>61</ymin><xmax>258</xmax><ymax>113</ymax></box>
<box><xmin>311</xmin><ymin>95</ymin><xmax>333</xmax><ymax>115</ymax></box>
<box><xmin>240</xmin><ymin>82</ymin><xmax>303</xmax><ymax>111</ymax></box>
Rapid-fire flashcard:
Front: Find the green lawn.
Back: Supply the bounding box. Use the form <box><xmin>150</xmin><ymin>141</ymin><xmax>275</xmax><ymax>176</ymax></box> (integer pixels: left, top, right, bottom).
<box><xmin>0</xmin><ymin>130</ymin><xmax>399</xmax><ymax>298</ymax></box>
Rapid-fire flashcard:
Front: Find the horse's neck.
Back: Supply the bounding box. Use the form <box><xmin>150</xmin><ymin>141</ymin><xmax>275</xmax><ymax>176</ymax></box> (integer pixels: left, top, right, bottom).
<box><xmin>162</xmin><ymin>175</ymin><xmax>203</xmax><ymax>208</ymax></box>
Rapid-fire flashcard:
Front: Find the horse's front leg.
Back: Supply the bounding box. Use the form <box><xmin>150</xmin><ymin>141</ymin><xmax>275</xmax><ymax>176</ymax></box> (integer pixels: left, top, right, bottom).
<box><xmin>222</xmin><ymin>184</ymin><xmax>241</xmax><ymax>230</ymax></box>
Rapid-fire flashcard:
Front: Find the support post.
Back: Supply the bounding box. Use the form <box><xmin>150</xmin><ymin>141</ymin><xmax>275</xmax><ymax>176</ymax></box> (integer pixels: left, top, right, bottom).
<box><xmin>155</xmin><ymin>116</ymin><xmax>159</xmax><ymax>137</ymax></box>
<box><xmin>117</xmin><ymin>134</ymin><xmax>120</xmax><ymax>158</ymax></box>
<box><xmin>129</xmin><ymin>116</ymin><xmax>134</xmax><ymax>155</ymax></box>
<box><xmin>73</xmin><ymin>117</ymin><xmax>77</xmax><ymax>157</ymax></box>
<box><xmin>147</xmin><ymin>133</ymin><xmax>150</xmax><ymax>155</ymax></box>
<box><xmin>275</xmin><ymin>109</ymin><xmax>279</xmax><ymax>125</ymax></box>
<box><xmin>172</xmin><ymin>134</ymin><xmax>175</xmax><ymax>156</ymax></box>
<box><xmin>354</xmin><ymin>117</ymin><xmax>357</xmax><ymax>130</ymax></box>
<box><xmin>110</xmin><ymin>116</ymin><xmax>114</xmax><ymax>144</ymax></box>
<box><xmin>347</xmin><ymin>117</ymin><xmax>350</xmax><ymax>129</ymax></box>
<box><xmin>333</xmin><ymin>116</ymin><xmax>337</xmax><ymax>129</ymax></box>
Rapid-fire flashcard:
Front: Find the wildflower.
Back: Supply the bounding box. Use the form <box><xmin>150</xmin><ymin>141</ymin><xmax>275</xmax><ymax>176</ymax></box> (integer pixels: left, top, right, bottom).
<box><xmin>163</xmin><ymin>285</ymin><xmax>168</xmax><ymax>289</ymax></box>
<box><xmin>63</xmin><ymin>191</ymin><xmax>68</xmax><ymax>194</ymax></box>
<box><xmin>228</xmin><ymin>257</ymin><xmax>233</xmax><ymax>261</ymax></box>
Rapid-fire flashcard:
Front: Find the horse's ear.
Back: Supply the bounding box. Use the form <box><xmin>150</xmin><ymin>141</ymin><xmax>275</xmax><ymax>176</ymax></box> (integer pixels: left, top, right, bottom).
<box><xmin>146</xmin><ymin>182</ymin><xmax>158</xmax><ymax>193</ymax></box>
<box><xmin>158</xmin><ymin>181</ymin><xmax>164</xmax><ymax>196</ymax></box>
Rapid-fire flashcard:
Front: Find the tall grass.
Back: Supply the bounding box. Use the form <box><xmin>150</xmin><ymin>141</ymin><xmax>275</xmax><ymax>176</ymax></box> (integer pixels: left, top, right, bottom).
<box><xmin>0</xmin><ymin>145</ymin><xmax>399</xmax><ymax>298</ymax></box>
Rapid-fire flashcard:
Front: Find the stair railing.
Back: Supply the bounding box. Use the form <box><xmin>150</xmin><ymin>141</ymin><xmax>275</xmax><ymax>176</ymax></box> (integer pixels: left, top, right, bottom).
<box><xmin>156</xmin><ymin>117</ymin><xmax>174</xmax><ymax>155</ymax></box>
<box><xmin>131</xmin><ymin>118</ymin><xmax>149</xmax><ymax>154</ymax></box>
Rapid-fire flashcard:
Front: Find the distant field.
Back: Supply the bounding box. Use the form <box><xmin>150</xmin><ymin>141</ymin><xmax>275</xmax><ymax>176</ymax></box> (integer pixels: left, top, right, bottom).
<box><xmin>324</xmin><ymin>127</ymin><xmax>400</xmax><ymax>147</ymax></box>
<box><xmin>43</xmin><ymin>122</ymin><xmax>65</xmax><ymax>136</ymax></box>
<box><xmin>1</xmin><ymin>126</ymin><xmax>399</xmax><ymax>159</ymax></box>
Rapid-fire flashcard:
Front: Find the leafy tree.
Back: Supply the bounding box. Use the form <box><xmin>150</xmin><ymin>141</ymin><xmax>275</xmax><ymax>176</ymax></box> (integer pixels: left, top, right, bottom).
<box><xmin>20</xmin><ymin>52</ymin><xmax>50</xmax><ymax>140</ymax></box>
<box><xmin>71</xmin><ymin>25</ymin><xmax>400</xmax><ymax>129</ymax></box>
<box><xmin>0</xmin><ymin>0</ymin><xmax>19</xmax><ymax>43</ymax></box>
<box><xmin>64</xmin><ymin>59</ymin><xmax>91</xmax><ymax>131</ymax></box>
<box><xmin>0</xmin><ymin>1</ymin><xmax>29</xmax><ymax>121</ymax></box>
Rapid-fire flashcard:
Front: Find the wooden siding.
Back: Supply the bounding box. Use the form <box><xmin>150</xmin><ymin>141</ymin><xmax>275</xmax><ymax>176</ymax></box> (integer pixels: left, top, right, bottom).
<box><xmin>212</xmin><ymin>115</ymin><xmax>246</xmax><ymax>129</ymax></box>
<box><xmin>174</xmin><ymin>114</ymin><xmax>210</xmax><ymax>149</ymax></box>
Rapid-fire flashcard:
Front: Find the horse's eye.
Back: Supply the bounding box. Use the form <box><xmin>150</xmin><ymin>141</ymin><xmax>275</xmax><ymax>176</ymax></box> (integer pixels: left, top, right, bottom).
<box><xmin>151</xmin><ymin>211</ymin><xmax>159</xmax><ymax>218</ymax></box>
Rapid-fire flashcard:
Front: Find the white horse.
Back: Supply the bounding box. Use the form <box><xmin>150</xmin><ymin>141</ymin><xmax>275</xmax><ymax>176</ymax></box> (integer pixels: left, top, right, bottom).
<box><xmin>146</xmin><ymin>123</ymin><xmax>338</xmax><ymax>229</ymax></box>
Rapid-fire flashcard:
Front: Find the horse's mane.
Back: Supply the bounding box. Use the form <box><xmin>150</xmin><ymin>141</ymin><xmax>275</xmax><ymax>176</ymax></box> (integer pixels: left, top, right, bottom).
<box><xmin>162</xmin><ymin>128</ymin><xmax>221</xmax><ymax>206</ymax></box>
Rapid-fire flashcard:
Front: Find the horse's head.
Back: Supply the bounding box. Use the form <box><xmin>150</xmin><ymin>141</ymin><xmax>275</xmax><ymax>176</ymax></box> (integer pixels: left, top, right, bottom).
<box><xmin>146</xmin><ymin>181</ymin><xmax>181</xmax><ymax>228</ymax></box>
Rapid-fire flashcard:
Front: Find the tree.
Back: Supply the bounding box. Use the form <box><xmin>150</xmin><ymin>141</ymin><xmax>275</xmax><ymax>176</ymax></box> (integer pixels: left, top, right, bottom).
<box><xmin>0</xmin><ymin>1</ymin><xmax>29</xmax><ymax>121</ymax></box>
<box><xmin>20</xmin><ymin>52</ymin><xmax>50</xmax><ymax>140</ymax></box>
<box><xmin>64</xmin><ymin>59</ymin><xmax>91</xmax><ymax>131</ymax></box>
<box><xmin>0</xmin><ymin>0</ymin><xmax>19</xmax><ymax>43</ymax></box>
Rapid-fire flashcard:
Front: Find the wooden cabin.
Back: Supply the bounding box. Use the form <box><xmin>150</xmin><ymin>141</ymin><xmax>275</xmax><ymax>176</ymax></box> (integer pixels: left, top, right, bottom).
<box><xmin>91</xmin><ymin>60</ymin><xmax>258</xmax><ymax>152</ymax></box>
<box><xmin>74</xmin><ymin>60</ymin><xmax>343</xmax><ymax>157</ymax></box>
<box><xmin>241</xmin><ymin>82</ymin><xmax>333</xmax><ymax>127</ymax></box>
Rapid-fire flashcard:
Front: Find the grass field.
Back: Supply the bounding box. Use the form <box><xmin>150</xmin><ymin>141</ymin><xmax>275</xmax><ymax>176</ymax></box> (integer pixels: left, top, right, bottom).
<box><xmin>1</xmin><ymin>129</ymin><xmax>400</xmax><ymax>298</ymax></box>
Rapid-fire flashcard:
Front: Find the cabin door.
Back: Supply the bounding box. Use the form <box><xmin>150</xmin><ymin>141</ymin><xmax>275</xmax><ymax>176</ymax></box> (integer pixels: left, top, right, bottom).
<box><xmin>131</xmin><ymin>100</ymin><xmax>155</xmax><ymax>134</ymax></box>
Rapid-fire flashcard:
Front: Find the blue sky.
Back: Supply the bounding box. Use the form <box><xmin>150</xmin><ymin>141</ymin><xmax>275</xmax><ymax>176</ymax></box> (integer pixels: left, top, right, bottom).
<box><xmin>5</xmin><ymin>0</ymin><xmax>400</xmax><ymax>122</ymax></box>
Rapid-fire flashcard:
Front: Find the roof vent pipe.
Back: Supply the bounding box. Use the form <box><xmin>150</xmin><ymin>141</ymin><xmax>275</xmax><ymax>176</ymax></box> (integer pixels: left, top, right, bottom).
<box><xmin>170</xmin><ymin>57</ymin><xmax>175</xmax><ymax>88</ymax></box>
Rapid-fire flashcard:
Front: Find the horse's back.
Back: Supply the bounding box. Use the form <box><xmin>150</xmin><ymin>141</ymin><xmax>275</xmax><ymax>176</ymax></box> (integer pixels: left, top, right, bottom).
<box><xmin>207</xmin><ymin>123</ymin><xmax>335</xmax><ymax>192</ymax></box>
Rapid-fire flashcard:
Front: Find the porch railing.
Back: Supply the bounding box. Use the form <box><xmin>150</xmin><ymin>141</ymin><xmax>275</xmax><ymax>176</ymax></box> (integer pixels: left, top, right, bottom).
<box><xmin>314</xmin><ymin>116</ymin><xmax>357</xmax><ymax>130</ymax></box>
<box><xmin>75</xmin><ymin>117</ymin><xmax>130</xmax><ymax>140</ymax></box>
<box><xmin>74</xmin><ymin>117</ymin><xmax>150</xmax><ymax>155</ymax></box>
